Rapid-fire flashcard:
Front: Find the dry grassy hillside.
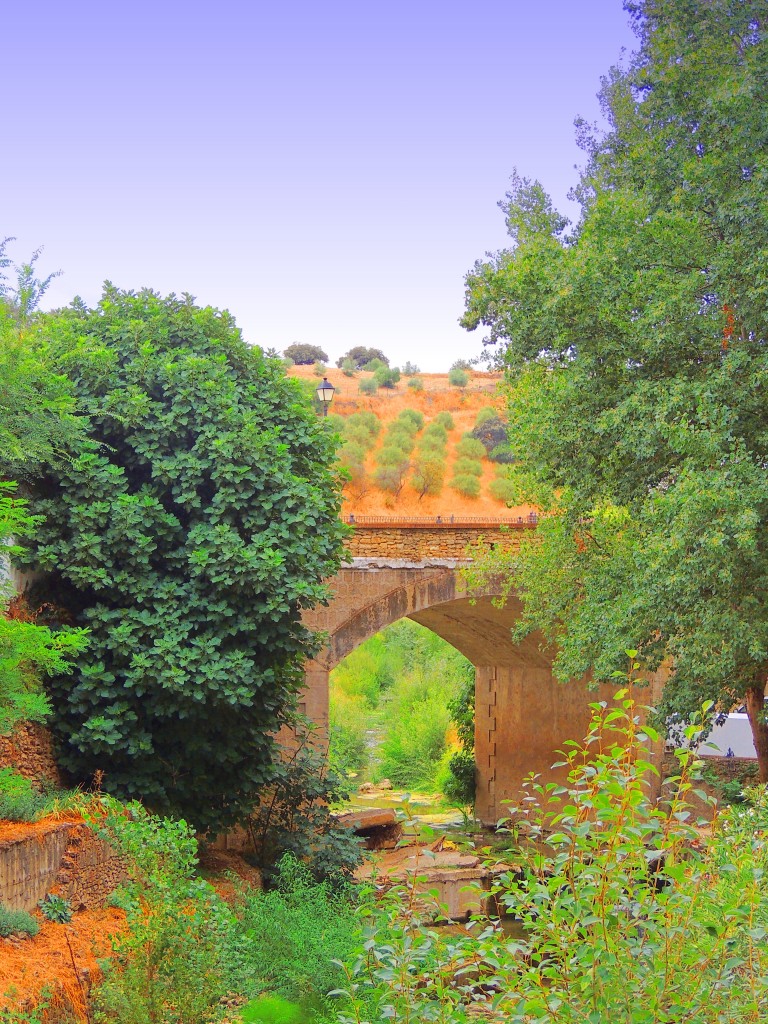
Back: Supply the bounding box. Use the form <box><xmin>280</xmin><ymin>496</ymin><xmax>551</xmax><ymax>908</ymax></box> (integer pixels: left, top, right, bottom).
<box><xmin>288</xmin><ymin>364</ymin><xmax>535</xmax><ymax>519</ymax></box>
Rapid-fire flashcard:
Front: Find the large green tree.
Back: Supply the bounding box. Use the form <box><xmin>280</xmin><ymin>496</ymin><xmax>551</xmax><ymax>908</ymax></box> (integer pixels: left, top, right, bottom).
<box><xmin>21</xmin><ymin>287</ymin><xmax>347</xmax><ymax>831</ymax></box>
<box><xmin>462</xmin><ymin>1</ymin><xmax>768</xmax><ymax>775</ymax></box>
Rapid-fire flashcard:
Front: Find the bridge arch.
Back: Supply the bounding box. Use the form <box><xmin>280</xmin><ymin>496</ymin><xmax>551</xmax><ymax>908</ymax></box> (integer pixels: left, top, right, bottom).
<box><xmin>300</xmin><ymin>519</ymin><xmax>649</xmax><ymax>824</ymax></box>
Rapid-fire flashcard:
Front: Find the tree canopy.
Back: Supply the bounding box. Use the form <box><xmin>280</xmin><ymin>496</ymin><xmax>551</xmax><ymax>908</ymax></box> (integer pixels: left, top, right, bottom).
<box><xmin>21</xmin><ymin>287</ymin><xmax>348</xmax><ymax>831</ymax></box>
<box><xmin>462</xmin><ymin>0</ymin><xmax>768</xmax><ymax>774</ymax></box>
<box><xmin>336</xmin><ymin>346</ymin><xmax>389</xmax><ymax>370</ymax></box>
<box><xmin>283</xmin><ymin>343</ymin><xmax>328</xmax><ymax>365</ymax></box>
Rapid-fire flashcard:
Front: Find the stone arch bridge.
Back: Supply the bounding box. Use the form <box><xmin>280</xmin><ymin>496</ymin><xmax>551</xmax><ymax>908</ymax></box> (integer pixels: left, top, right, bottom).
<box><xmin>301</xmin><ymin>516</ymin><xmax>663</xmax><ymax>826</ymax></box>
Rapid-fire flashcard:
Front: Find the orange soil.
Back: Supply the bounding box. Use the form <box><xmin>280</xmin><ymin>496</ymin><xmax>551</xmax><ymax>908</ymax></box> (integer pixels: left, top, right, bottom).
<box><xmin>289</xmin><ymin>365</ymin><xmax>535</xmax><ymax>520</ymax></box>
<box><xmin>0</xmin><ymin>905</ymin><xmax>126</xmax><ymax>1021</ymax></box>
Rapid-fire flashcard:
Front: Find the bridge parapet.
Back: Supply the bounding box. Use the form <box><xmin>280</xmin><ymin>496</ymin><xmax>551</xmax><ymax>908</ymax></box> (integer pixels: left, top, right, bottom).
<box><xmin>345</xmin><ymin>515</ymin><xmax>536</xmax><ymax>561</ymax></box>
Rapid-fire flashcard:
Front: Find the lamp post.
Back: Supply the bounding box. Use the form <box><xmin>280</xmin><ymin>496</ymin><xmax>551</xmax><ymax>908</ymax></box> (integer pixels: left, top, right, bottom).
<box><xmin>316</xmin><ymin>377</ymin><xmax>335</xmax><ymax>416</ymax></box>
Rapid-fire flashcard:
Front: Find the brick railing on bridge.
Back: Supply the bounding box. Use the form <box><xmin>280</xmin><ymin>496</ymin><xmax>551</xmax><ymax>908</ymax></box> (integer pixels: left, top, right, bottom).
<box><xmin>344</xmin><ymin>513</ymin><xmax>537</xmax><ymax>560</ymax></box>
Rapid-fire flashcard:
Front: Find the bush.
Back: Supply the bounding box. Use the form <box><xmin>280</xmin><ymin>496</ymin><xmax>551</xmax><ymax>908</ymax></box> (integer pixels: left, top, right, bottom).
<box><xmin>455</xmin><ymin>435</ymin><xmax>486</xmax><ymax>459</ymax></box>
<box><xmin>410</xmin><ymin>454</ymin><xmax>445</xmax><ymax>498</ymax></box>
<box><xmin>91</xmin><ymin>800</ymin><xmax>232</xmax><ymax>1023</ymax></box>
<box><xmin>358</xmin><ymin>377</ymin><xmax>378</xmax><ymax>395</ymax></box>
<box><xmin>283</xmin><ymin>343</ymin><xmax>328</xmax><ymax>365</ymax></box>
<box><xmin>396</xmin><ymin>408</ymin><xmax>424</xmax><ymax>432</ymax></box>
<box><xmin>407</xmin><ymin>376</ymin><xmax>424</xmax><ymax>391</ymax></box>
<box><xmin>25</xmin><ymin>289</ymin><xmax>348</xmax><ymax>834</ymax></box>
<box><xmin>373</xmin><ymin>366</ymin><xmax>400</xmax><ymax>389</ymax></box>
<box><xmin>450</xmin><ymin>473</ymin><xmax>481</xmax><ymax>498</ymax></box>
<box><xmin>448</xmin><ymin>366</ymin><xmax>469</xmax><ymax>388</ymax></box>
<box><xmin>489</xmin><ymin>474</ymin><xmax>518</xmax><ymax>503</ymax></box>
<box><xmin>345</xmin><ymin>411</ymin><xmax>381</xmax><ymax>443</ymax></box>
<box><xmin>0</xmin><ymin>768</ymin><xmax>50</xmax><ymax>821</ymax></box>
<box><xmin>402</xmin><ymin>361</ymin><xmax>420</xmax><ymax>376</ymax></box>
<box><xmin>375</xmin><ymin>680</ymin><xmax>453</xmax><ymax>788</ymax></box>
<box><xmin>312</xmin><ymin>360</ymin><xmax>327</xmax><ymax>376</ymax></box>
<box><xmin>474</xmin><ymin>405</ymin><xmax>497</xmax><ymax>426</ymax></box>
<box><xmin>433</xmin><ymin>411</ymin><xmax>454</xmax><ymax>430</ymax></box>
<box><xmin>435</xmin><ymin>748</ymin><xmax>476</xmax><ymax>808</ymax></box>
<box><xmin>453</xmin><ymin>457</ymin><xmax>482</xmax><ymax>477</ymax></box>
<box><xmin>362</xmin><ymin>358</ymin><xmax>386</xmax><ymax>372</ymax></box>
<box><xmin>423</xmin><ymin>422</ymin><xmax>447</xmax><ymax>444</ymax></box>
<box><xmin>340</xmin><ymin>358</ymin><xmax>356</xmax><ymax>376</ymax></box>
<box><xmin>471</xmin><ymin>413</ymin><xmax>513</xmax><ymax>462</ymax></box>
<box><xmin>336</xmin><ymin>347</ymin><xmax>389</xmax><ymax>370</ymax></box>
<box><xmin>246</xmin><ymin>739</ymin><xmax>363</xmax><ymax>885</ymax></box>
<box><xmin>329</xmin><ymin>688</ymin><xmax>370</xmax><ymax>776</ymax></box>
<box><xmin>341</xmin><ymin>687</ymin><xmax>768</xmax><ymax>1023</ymax></box>
<box><xmin>0</xmin><ymin>902</ymin><xmax>39</xmax><ymax>938</ymax></box>
<box><xmin>222</xmin><ymin>855</ymin><xmax>360</xmax><ymax>1011</ymax></box>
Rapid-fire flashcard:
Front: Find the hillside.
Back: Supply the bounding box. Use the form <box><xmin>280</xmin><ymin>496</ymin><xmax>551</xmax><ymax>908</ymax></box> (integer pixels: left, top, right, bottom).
<box><xmin>288</xmin><ymin>365</ymin><xmax>535</xmax><ymax>520</ymax></box>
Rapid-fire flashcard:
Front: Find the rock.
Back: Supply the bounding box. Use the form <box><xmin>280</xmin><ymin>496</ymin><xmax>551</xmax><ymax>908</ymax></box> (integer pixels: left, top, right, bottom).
<box><xmin>358</xmin><ymin>782</ymin><xmax>376</xmax><ymax>793</ymax></box>
<box><xmin>377</xmin><ymin>778</ymin><xmax>393</xmax><ymax>790</ymax></box>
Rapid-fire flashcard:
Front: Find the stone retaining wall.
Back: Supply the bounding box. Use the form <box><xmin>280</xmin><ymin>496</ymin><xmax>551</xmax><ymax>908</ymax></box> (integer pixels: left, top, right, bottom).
<box><xmin>0</xmin><ymin>819</ymin><xmax>125</xmax><ymax>912</ymax></box>
<box><xmin>0</xmin><ymin>722</ymin><xmax>62</xmax><ymax>788</ymax></box>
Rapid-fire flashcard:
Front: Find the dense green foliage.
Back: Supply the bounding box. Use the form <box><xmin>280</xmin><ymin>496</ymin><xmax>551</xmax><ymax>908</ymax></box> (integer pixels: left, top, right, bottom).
<box><xmin>0</xmin><ymin>768</ymin><xmax>52</xmax><ymax>821</ymax></box>
<box><xmin>336</xmin><ymin>346</ymin><xmax>389</xmax><ymax>370</ymax></box>
<box><xmin>282</xmin><ymin>343</ymin><xmax>328</xmax><ymax>364</ymax></box>
<box><xmin>0</xmin><ymin>902</ymin><xmax>39</xmax><ymax>939</ymax></box>
<box><xmin>222</xmin><ymin>855</ymin><xmax>359</xmax><ymax>1010</ymax></box>
<box><xmin>91</xmin><ymin>800</ymin><xmax>363</xmax><ymax>1024</ymax></box>
<box><xmin>246</xmin><ymin>737</ymin><xmax>362</xmax><ymax>884</ymax></box>
<box><xmin>337</xmin><ymin>687</ymin><xmax>768</xmax><ymax>1022</ymax></box>
<box><xmin>21</xmin><ymin>288</ymin><xmax>347</xmax><ymax>832</ymax></box>
<box><xmin>329</xmin><ymin>619</ymin><xmax>473</xmax><ymax>790</ymax></box>
<box><xmin>462</xmin><ymin>0</ymin><xmax>768</xmax><ymax>771</ymax></box>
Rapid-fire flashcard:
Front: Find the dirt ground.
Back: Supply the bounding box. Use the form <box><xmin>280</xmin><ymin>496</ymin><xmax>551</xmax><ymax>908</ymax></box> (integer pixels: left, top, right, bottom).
<box><xmin>289</xmin><ymin>365</ymin><xmax>533</xmax><ymax>520</ymax></box>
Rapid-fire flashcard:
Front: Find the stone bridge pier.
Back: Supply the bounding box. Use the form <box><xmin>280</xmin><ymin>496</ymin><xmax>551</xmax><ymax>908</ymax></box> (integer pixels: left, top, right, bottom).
<box><xmin>301</xmin><ymin>519</ymin><xmax>662</xmax><ymax>825</ymax></box>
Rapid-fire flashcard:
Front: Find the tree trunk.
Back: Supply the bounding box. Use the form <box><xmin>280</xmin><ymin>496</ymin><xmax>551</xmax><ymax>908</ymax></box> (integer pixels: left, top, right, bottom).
<box><xmin>744</xmin><ymin>680</ymin><xmax>768</xmax><ymax>784</ymax></box>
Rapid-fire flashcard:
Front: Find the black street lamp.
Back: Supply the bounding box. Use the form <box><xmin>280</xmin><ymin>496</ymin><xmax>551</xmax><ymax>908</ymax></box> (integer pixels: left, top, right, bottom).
<box><xmin>315</xmin><ymin>377</ymin><xmax>335</xmax><ymax>416</ymax></box>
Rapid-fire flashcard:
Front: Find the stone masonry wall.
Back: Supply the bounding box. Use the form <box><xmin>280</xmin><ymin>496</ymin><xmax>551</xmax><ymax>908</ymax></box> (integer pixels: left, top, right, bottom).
<box><xmin>346</xmin><ymin>520</ymin><xmax>531</xmax><ymax>560</ymax></box>
<box><xmin>0</xmin><ymin>819</ymin><xmax>125</xmax><ymax>912</ymax></box>
<box><xmin>0</xmin><ymin>722</ymin><xmax>63</xmax><ymax>788</ymax></box>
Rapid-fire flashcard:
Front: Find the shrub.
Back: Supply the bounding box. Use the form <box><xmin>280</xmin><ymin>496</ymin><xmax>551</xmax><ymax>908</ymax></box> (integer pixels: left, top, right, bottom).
<box><xmin>340</xmin><ymin>358</ymin><xmax>356</xmax><ymax>376</ymax></box>
<box><xmin>345</xmin><ymin>411</ymin><xmax>381</xmax><ymax>444</ymax></box>
<box><xmin>489</xmin><ymin>475</ymin><xmax>518</xmax><ymax>503</ymax></box>
<box><xmin>246</xmin><ymin>740</ymin><xmax>363</xmax><ymax>885</ymax></box>
<box><xmin>410</xmin><ymin>454</ymin><xmax>445</xmax><ymax>498</ymax></box>
<box><xmin>402</xmin><ymin>361</ymin><xmax>420</xmax><ymax>376</ymax></box>
<box><xmin>0</xmin><ymin>768</ymin><xmax>50</xmax><ymax>821</ymax></box>
<box><xmin>471</xmin><ymin>413</ymin><xmax>513</xmax><ymax>462</ymax></box>
<box><xmin>91</xmin><ymin>799</ymin><xmax>232</xmax><ymax>1023</ymax></box>
<box><xmin>474</xmin><ymin>405</ymin><xmax>497</xmax><ymax>427</ymax></box>
<box><xmin>0</xmin><ymin>903</ymin><xmax>39</xmax><ymax>938</ymax></box>
<box><xmin>433</xmin><ymin>411</ymin><xmax>454</xmax><ymax>430</ymax></box>
<box><xmin>450</xmin><ymin>473</ymin><xmax>481</xmax><ymax>498</ymax></box>
<box><xmin>407</xmin><ymin>376</ymin><xmax>424</xmax><ymax>391</ymax></box>
<box><xmin>396</xmin><ymin>408</ymin><xmax>424</xmax><ymax>432</ymax></box>
<box><xmin>362</xmin><ymin>358</ymin><xmax>386</xmax><ymax>372</ymax></box>
<box><xmin>222</xmin><ymin>855</ymin><xmax>360</xmax><ymax>1011</ymax></box>
<box><xmin>455</xmin><ymin>435</ymin><xmax>486</xmax><ymax>459</ymax></box>
<box><xmin>329</xmin><ymin>688</ymin><xmax>369</xmax><ymax>777</ymax></box>
<box><xmin>450</xmin><ymin>359</ymin><xmax>473</xmax><ymax>371</ymax></box>
<box><xmin>382</xmin><ymin>426</ymin><xmax>415</xmax><ymax>454</ymax></box>
<box><xmin>336</xmin><ymin>347</ymin><xmax>389</xmax><ymax>370</ymax></box>
<box><xmin>358</xmin><ymin>377</ymin><xmax>378</xmax><ymax>395</ymax></box>
<box><xmin>375</xmin><ymin>679</ymin><xmax>453</xmax><ymax>788</ymax></box>
<box><xmin>423</xmin><ymin>422</ymin><xmax>447</xmax><ymax>444</ymax></box>
<box><xmin>25</xmin><ymin>289</ymin><xmax>348</xmax><ymax>834</ymax></box>
<box><xmin>373</xmin><ymin>366</ymin><xmax>400</xmax><ymax>389</ymax></box>
<box><xmin>376</xmin><ymin>445</ymin><xmax>410</xmax><ymax>468</ymax></box>
<box><xmin>448</xmin><ymin>366</ymin><xmax>469</xmax><ymax>388</ymax></box>
<box><xmin>312</xmin><ymin>360</ymin><xmax>327</xmax><ymax>376</ymax></box>
<box><xmin>341</xmin><ymin>685</ymin><xmax>768</xmax><ymax>1023</ymax></box>
<box><xmin>435</xmin><ymin>748</ymin><xmax>476</xmax><ymax>808</ymax></box>
<box><xmin>453</xmin><ymin>457</ymin><xmax>482</xmax><ymax>477</ymax></box>
<box><xmin>283</xmin><ymin>343</ymin><xmax>328</xmax><ymax>365</ymax></box>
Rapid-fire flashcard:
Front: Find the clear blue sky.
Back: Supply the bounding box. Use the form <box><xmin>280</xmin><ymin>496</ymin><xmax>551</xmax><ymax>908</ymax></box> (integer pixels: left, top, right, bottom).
<box><xmin>3</xmin><ymin>1</ymin><xmax>636</xmax><ymax>371</ymax></box>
